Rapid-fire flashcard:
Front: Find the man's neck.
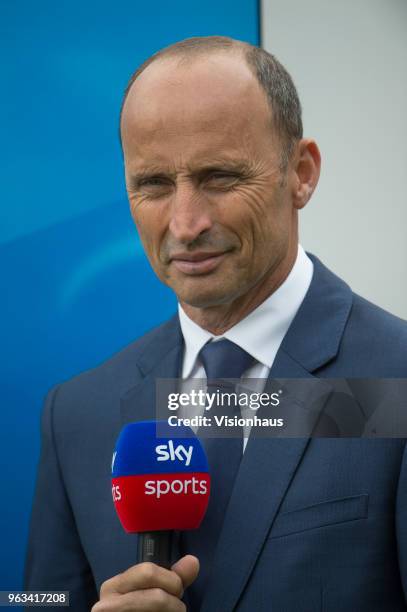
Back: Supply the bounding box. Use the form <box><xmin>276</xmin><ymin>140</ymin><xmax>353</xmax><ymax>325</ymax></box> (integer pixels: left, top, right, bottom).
<box><xmin>180</xmin><ymin>248</ymin><xmax>297</xmax><ymax>335</ymax></box>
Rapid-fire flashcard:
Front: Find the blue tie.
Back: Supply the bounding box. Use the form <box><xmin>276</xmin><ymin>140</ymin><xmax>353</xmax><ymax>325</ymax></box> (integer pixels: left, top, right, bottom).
<box><xmin>200</xmin><ymin>338</ymin><xmax>254</xmax><ymax>381</ymax></box>
<box><xmin>181</xmin><ymin>339</ymin><xmax>254</xmax><ymax>610</ymax></box>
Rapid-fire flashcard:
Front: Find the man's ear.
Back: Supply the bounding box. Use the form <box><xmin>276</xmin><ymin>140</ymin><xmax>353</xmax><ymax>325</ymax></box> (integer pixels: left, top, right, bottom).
<box><xmin>291</xmin><ymin>139</ymin><xmax>321</xmax><ymax>210</ymax></box>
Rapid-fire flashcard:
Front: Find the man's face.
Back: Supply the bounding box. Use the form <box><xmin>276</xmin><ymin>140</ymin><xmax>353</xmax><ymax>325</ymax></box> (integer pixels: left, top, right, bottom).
<box><xmin>121</xmin><ymin>53</ymin><xmax>298</xmax><ymax>309</ymax></box>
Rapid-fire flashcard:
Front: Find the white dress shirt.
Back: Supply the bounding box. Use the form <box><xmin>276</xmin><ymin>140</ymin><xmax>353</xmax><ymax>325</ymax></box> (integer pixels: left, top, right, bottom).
<box><xmin>177</xmin><ymin>245</ymin><xmax>313</xmax><ymax>450</ymax></box>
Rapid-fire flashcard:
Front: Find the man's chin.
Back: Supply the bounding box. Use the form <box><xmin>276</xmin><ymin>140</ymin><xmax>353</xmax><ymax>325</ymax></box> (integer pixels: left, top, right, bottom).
<box><xmin>176</xmin><ymin>285</ymin><xmax>242</xmax><ymax>310</ymax></box>
<box><xmin>164</xmin><ymin>268</ymin><xmax>245</xmax><ymax>309</ymax></box>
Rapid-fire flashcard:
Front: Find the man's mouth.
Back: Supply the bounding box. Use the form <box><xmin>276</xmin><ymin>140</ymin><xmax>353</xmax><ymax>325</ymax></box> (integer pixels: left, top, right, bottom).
<box><xmin>170</xmin><ymin>251</ymin><xmax>228</xmax><ymax>275</ymax></box>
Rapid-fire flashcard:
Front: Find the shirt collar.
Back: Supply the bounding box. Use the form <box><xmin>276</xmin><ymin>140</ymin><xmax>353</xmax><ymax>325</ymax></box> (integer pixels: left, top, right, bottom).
<box><xmin>178</xmin><ymin>245</ymin><xmax>313</xmax><ymax>378</ymax></box>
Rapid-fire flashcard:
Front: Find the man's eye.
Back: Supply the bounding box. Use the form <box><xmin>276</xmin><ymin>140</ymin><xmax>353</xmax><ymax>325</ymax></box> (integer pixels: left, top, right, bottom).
<box><xmin>206</xmin><ymin>172</ymin><xmax>239</xmax><ymax>184</ymax></box>
<box><xmin>139</xmin><ymin>178</ymin><xmax>167</xmax><ymax>187</ymax></box>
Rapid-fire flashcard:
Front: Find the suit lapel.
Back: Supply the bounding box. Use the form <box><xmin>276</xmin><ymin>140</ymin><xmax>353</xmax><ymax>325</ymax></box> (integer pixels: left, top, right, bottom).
<box><xmin>120</xmin><ymin>316</ymin><xmax>183</xmax><ymax>425</ymax></box>
<box><xmin>200</xmin><ymin>256</ymin><xmax>354</xmax><ymax>612</ymax></box>
<box><xmin>120</xmin><ymin>344</ymin><xmax>183</xmax><ymax>425</ymax></box>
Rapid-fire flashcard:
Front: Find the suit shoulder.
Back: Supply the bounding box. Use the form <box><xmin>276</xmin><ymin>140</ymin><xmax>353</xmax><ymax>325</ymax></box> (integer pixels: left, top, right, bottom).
<box><xmin>51</xmin><ymin>315</ymin><xmax>179</xmax><ymax>411</ymax></box>
<box><xmin>350</xmin><ymin>293</ymin><xmax>407</xmax><ymax>337</ymax></box>
<box><xmin>339</xmin><ymin>293</ymin><xmax>407</xmax><ymax>375</ymax></box>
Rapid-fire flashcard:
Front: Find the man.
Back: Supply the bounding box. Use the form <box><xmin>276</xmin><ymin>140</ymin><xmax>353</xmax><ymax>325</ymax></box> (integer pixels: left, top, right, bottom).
<box><xmin>25</xmin><ymin>36</ymin><xmax>407</xmax><ymax>611</ymax></box>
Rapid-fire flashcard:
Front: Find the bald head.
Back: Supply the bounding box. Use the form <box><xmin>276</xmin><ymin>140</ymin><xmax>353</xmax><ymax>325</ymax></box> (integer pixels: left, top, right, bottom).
<box><xmin>119</xmin><ymin>36</ymin><xmax>303</xmax><ymax>168</ymax></box>
<box><xmin>120</xmin><ymin>52</ymin><xmax>273</xmax><ymax>167</ymax></box>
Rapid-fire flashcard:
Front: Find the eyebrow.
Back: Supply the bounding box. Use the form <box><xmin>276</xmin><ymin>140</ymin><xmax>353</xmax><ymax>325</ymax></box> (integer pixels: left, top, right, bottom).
<box><xmin>194</xmin><ymin>160</ymin><xmax>253</xmax><ymax>176</ymax></box>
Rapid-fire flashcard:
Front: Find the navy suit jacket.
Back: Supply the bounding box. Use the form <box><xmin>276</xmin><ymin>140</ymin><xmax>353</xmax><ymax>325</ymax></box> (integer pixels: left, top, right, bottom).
<box><xmin>25</xmin><ymin>256</ymin><xmax>407</xmax><ymax>611</ymax></box>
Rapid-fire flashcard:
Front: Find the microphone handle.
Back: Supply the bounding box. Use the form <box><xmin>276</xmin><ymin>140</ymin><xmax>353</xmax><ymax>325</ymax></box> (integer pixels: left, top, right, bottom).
<box><xmin>137</xmin><ymin>530</ymin><xmax>173</xmax><ymax>568</ymax></box>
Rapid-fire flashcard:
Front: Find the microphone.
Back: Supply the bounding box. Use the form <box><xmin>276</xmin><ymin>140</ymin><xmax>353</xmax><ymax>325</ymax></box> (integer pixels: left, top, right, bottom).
<box><xmin>111</xmin><ymin>420</ymin><xmax>210</xmax><ymax>568</ymax></box>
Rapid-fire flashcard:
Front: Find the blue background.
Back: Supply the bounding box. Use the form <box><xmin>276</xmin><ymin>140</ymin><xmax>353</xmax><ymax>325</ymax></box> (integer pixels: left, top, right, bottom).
<box><xmin>0</xmin><ymin>0</ymin><xmax>259</xmax><ymax>591</ymax></box>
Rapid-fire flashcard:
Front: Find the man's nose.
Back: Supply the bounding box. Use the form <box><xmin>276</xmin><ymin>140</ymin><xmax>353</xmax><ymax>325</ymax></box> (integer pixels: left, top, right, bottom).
<box><xmin>168</xmin><ymin>182</ymin><xmax>212</xmax><ymax>244</ymax></box>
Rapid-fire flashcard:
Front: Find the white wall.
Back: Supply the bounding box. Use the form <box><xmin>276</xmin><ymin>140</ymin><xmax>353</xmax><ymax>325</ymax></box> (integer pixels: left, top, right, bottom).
<box><xmin>261</xmin><ymin>0</ymin><xmax>407</xmax><ymax>319</ymax></box>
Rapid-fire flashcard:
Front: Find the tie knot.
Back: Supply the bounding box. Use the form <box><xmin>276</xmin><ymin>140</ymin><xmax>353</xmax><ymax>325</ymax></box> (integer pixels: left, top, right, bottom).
<box><xmin>199</xmin><ymin>339</ymin><xmax>254</xmax><ymax>381</ymax></box>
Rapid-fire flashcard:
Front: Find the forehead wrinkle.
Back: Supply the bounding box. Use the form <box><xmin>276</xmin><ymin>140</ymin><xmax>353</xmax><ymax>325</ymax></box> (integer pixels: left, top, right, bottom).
<box><xmin>124</xmin><ymin>106</ymin><xmax>254</xmax><ymax>144</ymax></box>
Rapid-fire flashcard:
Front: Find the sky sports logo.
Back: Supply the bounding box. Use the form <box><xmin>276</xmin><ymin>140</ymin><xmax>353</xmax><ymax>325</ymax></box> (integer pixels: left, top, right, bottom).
<box><xmin>146</xmin><ymin>441</ymin><xmax>206</xmax><ymax>498</ymax></box>
<box><xmin>111</xmin><ymin>440</ymin><xmax>208</xmax><ymax>501</ymax></box>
